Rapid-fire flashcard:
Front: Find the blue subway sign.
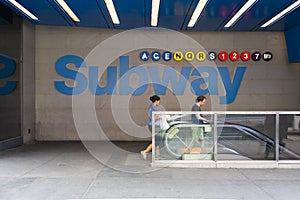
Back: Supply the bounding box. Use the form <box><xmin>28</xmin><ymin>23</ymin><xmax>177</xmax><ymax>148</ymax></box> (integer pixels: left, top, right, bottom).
<box><xmin>0</xmin><ymin>55</ymin><xmax>17</xmax><ymax>95</ymax></box>
<box><xmin>54</xmin><ymin>55</ymin><xmax>246</xmax><ymax>104</ymax></box>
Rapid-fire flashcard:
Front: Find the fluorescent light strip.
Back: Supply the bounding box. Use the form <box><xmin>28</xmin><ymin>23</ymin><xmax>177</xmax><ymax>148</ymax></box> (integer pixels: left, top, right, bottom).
<box><xmin>56</xmin><ymin>0</ymin><xmax>80</xmax><ymax>22</ymax></box>
<box><xmin>224</xmin><ymin>0</ymin><xmax>257</xmax><ymax>28</ymax></box>
<box><xmin>261</xmin><ymin>0</ymin><xmax>300</xmax><ymax>28</ymax></box>
<box><xmin>104</xmin><ymin>0</ymin><xmax>120</xmax><ymax>24</ymax></box>
<box><xmin>188</xmin><ymin>0</ymin><xmax>208</xmax><ymax>27</ymax></box>
<box><xmin>151</xmin><ymin>0</ymin><xmax>160</xmax><ymax>26</ymax></box>
<box><xmin>8</xmin><ymin>0</ymin><xmax>38</xmax><ymax>20</ymax></box>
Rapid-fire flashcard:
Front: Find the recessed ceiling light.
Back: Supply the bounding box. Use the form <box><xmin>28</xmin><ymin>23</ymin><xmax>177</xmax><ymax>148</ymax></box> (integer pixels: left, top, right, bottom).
<box><xmin>56</xmin><ymin>0</ymin><xmax>80</xmax><ymax>22</ymax></box>
<box><xmin>8</xmin><ymin>0</ymin><xmax>38</xmax><ymax>20</ymax></box>
<box><xmin>224</xmin><ymin>0</ymin><xmax>257</xmax><ymax>28</ymax></box>
<box><xmin>188</xmin><ymin>0</ymin><xmax>208</xmax><ymax>27</ymax></box>
<box><xmin>151</xmin><ymin>0</ymin><xmax>160</xmax><ymax>26</ymax></box>
<box><xmin>104</xmin><ymin>0</ymin><xmax>120</xmax><ymax>24</ymax></box>
<box><xmin>261</xmin><ymin>0</ymin><xmax>300</xmax><ymax>28</ymax></box>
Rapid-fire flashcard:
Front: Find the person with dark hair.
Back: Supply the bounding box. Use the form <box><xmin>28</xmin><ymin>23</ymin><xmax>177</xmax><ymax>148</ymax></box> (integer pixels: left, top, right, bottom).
<box><xmin>190</xmin><ymin>95</ymin><xmax>210</xmax><ymax>152</ymax></box>
<box><xmin>140</xmin><ymin>95</ymin><xmax>161</xmax><ymax>160</ymax></box>
<box><xmin>192</xmin><ymin>96</ymin><xmax>210</xmax><ymax>124</ymax></box>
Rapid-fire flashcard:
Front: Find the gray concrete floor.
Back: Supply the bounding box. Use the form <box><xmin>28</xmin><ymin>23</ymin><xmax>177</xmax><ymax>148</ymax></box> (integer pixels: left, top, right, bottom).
<box><xmin>0</xmin><ymin>141</ymin><xmax>300</xmax><ymax>200</ymax></box>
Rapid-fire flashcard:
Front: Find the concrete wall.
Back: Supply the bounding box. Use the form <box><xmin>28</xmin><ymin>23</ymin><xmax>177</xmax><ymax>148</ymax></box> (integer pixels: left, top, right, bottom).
<box><xmin>22</xmin><ymin>20</ymin><xmax>35</xmax><ymax>144</ymax></box>
<box><xmin>35</xmin><ymin>26</ymin><xmax>300</xmax><ymax>141</ymax></box>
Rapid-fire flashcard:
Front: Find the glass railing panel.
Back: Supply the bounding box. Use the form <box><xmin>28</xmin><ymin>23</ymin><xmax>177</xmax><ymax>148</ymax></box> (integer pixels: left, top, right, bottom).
<box><xmin>217</xmin><ymin>114</ymin><xmax>276</xmax><ymax>160</ymax></box>
<box><xmin>152</xmin><ymin>112</ymin><xmax>300</xmax><ymax>163</ymax></box>
<box><xmin>153</xmin><ymin>112</ymin><xmax>214</xmax><ymax>161</ymax></box>
<box><xmin>279</xmin><ymin>114</ymin><xmax>300</xmax><ymax>160</ymax></box>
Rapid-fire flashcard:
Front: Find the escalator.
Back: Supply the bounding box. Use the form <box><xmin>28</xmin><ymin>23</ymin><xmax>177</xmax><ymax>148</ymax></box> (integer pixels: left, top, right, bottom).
<box><xmin>157</xmin><ymin>117</ymin><xmax>300</xmax><ymax>160</ymax></box>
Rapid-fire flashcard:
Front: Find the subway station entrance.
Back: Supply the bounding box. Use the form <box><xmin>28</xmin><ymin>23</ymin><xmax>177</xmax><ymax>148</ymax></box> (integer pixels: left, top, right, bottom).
<box><xmin>151</xmin><ymin>112</ymin><xmax>300</xmax><ymax>168</ymax></box>
<box><xmin>1</xmin><ymin>0</ymin><xmax>300</xmax><ymax>168</ymax></box>
<box><xmin>2</xmin><ymin>1</ymin><xmax>300</xmax><ymax>198</ymax></box>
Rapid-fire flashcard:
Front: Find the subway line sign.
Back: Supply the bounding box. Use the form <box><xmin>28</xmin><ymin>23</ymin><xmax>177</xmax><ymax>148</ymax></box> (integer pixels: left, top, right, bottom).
<box><xmin>54</xmin><ymin>55</ymin><xmax>247</xmax><ymax>104</ymax></box>
<box><xmin>140</xmin><ymin>51</ymin><xmax>272</xmax><ymax>62</ymax></box>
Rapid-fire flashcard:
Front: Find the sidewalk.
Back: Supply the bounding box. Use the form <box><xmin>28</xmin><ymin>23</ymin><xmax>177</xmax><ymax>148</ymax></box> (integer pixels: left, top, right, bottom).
<box><xmin>0</xmin><ymin>141</ymin><xmax>300</xmax><ymax>200</ymax></box>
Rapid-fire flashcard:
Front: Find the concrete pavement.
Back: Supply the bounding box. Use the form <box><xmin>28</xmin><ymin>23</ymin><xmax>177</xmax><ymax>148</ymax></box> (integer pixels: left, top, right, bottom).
<box><xmin>0</xmin><ymin>141</ymin><xmax>300</xmax><ymax>200</ymax></box>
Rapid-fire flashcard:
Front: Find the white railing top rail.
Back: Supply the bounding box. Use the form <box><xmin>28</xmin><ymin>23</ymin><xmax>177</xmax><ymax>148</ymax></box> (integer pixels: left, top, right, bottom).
<box><xmin>153</xmin><ymin>111</ymin><xmax>300</xmax><ymax>115</ymax></box>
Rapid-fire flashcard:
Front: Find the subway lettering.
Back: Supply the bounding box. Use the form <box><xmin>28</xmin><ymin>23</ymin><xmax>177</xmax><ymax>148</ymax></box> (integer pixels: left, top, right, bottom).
<box><xmin>54</xmin><ymin>55</ymin><xmax>246</xmax><ymax>104</ymax></box>
<box><xmin>0</xmin><ymin>55</ymin><xmax>17</xmax><ymax>95</ymax></box>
